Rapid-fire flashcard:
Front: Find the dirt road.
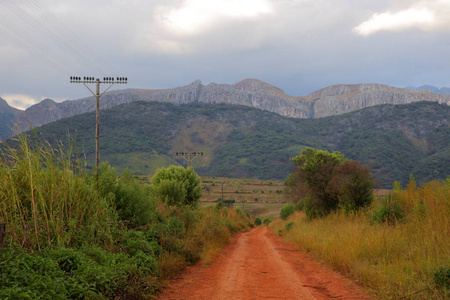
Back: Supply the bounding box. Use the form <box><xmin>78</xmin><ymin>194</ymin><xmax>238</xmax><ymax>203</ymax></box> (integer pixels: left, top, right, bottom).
<box><xmin>158</xmin><ymin>227</ymin><xmax>374</xmax><ymax>299</ymax></box>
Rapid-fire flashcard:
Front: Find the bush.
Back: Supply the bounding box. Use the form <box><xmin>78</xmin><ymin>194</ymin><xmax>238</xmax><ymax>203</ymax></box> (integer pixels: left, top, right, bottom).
<box><xmin>263</xmin><ymin>218</ymin><xmax>272</xmax><ymax>225</ymax></box>
<box><xmin>280</xmin><ymin>202</ymin><xmax>295</xmax><ymax>220</ymax></box>
<box><xmin>254</xmin><ymin>217</ymin><xmax>262</xmax><ymax>226</ymax></box>
<box><xmin>152</xmin><ymin>166</ymin><xmax>202</xmax><ymax>207</ymax></box>
<box><xmin>371</xmin><ymin>195</ymin><xmax>405</xmax><ymax>225</ymax></box>
<box><xmin>98</xmin><ymin>164</ymin><xmax>157</xmax><ymax>228</ymax></box>
<box><xmin>285</xmin><ymin>222</ymin><xmax>294</xmax><ymax>231</ymax></box>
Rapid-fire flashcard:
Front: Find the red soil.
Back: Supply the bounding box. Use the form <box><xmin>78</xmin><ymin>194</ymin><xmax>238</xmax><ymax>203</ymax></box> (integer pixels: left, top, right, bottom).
<box><xmin>158</xmin><ymin>227</ymin><xmax>374</xmax><ymax>300</ymax></box>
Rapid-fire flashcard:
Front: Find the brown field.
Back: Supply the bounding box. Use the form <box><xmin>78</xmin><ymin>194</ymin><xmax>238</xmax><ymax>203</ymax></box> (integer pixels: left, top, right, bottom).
<box><xmin>199</xmin><ymin>177</ymin><xmax>287</xmax><ymax>219</ymax></box>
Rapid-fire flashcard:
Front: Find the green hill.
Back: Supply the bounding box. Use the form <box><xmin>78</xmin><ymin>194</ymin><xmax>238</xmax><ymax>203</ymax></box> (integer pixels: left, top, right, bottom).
<box><xmin>14</xmin><ymin>101</ymin><xmax>450</xmax><ymax>188</ymax></box>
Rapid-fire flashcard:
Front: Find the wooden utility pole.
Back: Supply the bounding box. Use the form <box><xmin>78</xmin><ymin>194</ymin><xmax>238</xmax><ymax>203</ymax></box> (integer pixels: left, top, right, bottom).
<box><xmin>70</xmin><ymin>77</ymin><xmax>127</xmax><ymax>170</ymax></box>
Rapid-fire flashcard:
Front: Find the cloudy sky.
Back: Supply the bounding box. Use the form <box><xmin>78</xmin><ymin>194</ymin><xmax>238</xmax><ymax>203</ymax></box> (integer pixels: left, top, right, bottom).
<box><xmin>1</xmin><ymin>0</ymin><xmax>450</xmax><ymax>109</ymax></box>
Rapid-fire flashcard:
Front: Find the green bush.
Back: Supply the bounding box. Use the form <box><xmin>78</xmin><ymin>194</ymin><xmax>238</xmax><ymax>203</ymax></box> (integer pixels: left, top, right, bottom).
<box><xmin>121</xmin><ymin>231</ymin><xmax>162</xmax><ymax>257</ymax></box>
<box><xmin>0</xmin><ymin>244</ymin><xmax>155</xmax><ymax>299</ymax></box>
<box><xmin>285</xmin><ymin>222</ymin><xmax>294</xmax><ymax>231</ymax></box>
<box><xmin>152</xmin><ymin>166</ymin><xmax>202</xmax><ymax>207</ymax></box>
<box><xmin>371</xmin><ymin>195</ymin><xmax>405</xmax><ymax>225</ymax></box>
<box><xmin>280</xmin><ymin>202</ymin><xmax>295</xmax><ymax>220</ymax></box>
<box><xmin>97</xmin><ymin>163</ymin><xmax>157</xmax><ymax>228</ymax></box>
<box><xmin>263</xmin><ymin>218</ymin><xmax>271</xmax><ymax>225</ymax></box>
<box><xmin>254</xmin><ymin>217</ymin><xmax>262</xmax><ymax>226</ymax></box>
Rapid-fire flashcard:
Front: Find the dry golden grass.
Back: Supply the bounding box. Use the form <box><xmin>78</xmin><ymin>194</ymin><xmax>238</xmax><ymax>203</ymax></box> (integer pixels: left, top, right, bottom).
<box><xmin>271</xmin><ymin>180</ymin><xmax>450</xmax><ymax>299</ymax></box>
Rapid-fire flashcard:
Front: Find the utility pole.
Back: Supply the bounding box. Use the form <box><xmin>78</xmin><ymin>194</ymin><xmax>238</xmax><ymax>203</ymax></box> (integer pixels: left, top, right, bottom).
<box><xmin>176</xmin><ymin>152</ymin><xmax>203</xmax><ymax>167</ymax></box>
<box><xmin>70</xmin><ymin>76</ymin><xmax>127</xmax><ymax>171</ymax></box>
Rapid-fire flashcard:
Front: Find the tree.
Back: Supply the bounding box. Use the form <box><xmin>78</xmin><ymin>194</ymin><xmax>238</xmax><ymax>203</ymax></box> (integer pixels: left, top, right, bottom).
<box><xmin>285</xmin><ymin>148</ymin><xmax>373</xmax><ymax>218</ymax></box>
<box><xmin>286</xmin><ymin>148</ymin><xmax>346</xmax><ymax>217</ymax></box>
<box><xmin>328</xmin><ymin>160</ymin><xmax>374</xmax><ymax>213</ymax></box>
<box><xmin>152</xmin><ymin>166</ymin><xmax>202</xmax><ymax>207</ymax></box>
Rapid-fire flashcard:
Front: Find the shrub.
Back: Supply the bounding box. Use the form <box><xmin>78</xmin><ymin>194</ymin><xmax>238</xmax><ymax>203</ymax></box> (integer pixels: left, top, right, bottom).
<box><xmin>254</xmin><ymin>217</ymin><xmax>262</xmax><ymax>226</ymax></box>
<box><xmin>280</xmin><ymin>202</ymin><xmax>295</xmax><ymax>220</ymax></box>
<box><xmin>98</xmin><ymin>163</ymin><xmax>157</xmax><ymax>228</ymax></box>
<box><xmin>152</xmin><ymin>166</ymin><xmax>202</xmax><ymax>207</ymax></box>
<box><xmin>263</xmin><ymin>218</ymin><xmax>271</xmax><ymax>225</ymax></box>
<box><xmin>285</xmin><ymin>222</ymin><xmax>294</xmax><ymax>231</ymax></box>
<box><xmin>371</xmin><ymin>195</ymin><xmax>405</xmax><ymax>225</ymax></box>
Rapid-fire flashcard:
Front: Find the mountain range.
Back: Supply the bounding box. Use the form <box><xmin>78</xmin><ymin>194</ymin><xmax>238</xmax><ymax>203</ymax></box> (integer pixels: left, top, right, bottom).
<box><xmin>1</xmin><ymin>78</ymin><xmax>449</xmax><ymax>141</ymax></box>
<box><xmin>8</xmin><ymin>100</ymin><xmax>449</xmax><ymax>189</ymax></box>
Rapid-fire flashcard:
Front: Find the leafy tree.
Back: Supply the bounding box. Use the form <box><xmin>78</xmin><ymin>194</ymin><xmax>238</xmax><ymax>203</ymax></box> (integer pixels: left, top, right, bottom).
<box><xmin>285</xmin><ymin>148</ymin><xmax>373</xmax><ymax>218</ymax></box>
<box><xmin>286</xmin><ymin>148</ymin><xmax>346</xmax><ymax>217</ymax></box>
<box><xmin>328</xmin><ymin>160</ymin><xmax>374</xmax><ymax>213</ymax></box>
<box><xmin>152</xmin><ymin>166</ymin><xmax>202</xmax><ymax>207</ymax></box>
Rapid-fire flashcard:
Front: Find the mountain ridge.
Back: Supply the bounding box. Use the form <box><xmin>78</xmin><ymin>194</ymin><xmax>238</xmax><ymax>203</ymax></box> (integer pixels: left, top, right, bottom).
<box><xmin>2</xmin><ymin>79</ymin><xmax>450</xmax><ymax>140</ymax></box>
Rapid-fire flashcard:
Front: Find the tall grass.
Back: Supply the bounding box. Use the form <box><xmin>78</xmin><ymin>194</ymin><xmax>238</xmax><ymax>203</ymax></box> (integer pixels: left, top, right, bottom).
<box><xmin>0</xmin><ymin>134</ymin><xmax>253</xmax><ymax>298</ymax></box>
<box><xmin>0</xmin><ymin>134</ymin><xmax>115</xmax><ymax>249</ymax></box>
<box><xmin>271</xmin><ymin>179</ymin><xmax>450</xmax><ymax>299</ymax></box>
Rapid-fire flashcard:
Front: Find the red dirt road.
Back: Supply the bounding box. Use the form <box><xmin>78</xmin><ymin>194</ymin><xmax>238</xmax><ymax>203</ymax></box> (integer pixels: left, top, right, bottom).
<box><xmin>158</xmin><ymin>227</ymin><xmax>374</xmax><ymax>300</ymax></box>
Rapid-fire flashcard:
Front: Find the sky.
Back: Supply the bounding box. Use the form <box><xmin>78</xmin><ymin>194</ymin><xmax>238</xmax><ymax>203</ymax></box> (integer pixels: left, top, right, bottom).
<box><xmin>1</xmin><ymin>0</ymin><xmax>450</xmax><ymax>110</ymax></box>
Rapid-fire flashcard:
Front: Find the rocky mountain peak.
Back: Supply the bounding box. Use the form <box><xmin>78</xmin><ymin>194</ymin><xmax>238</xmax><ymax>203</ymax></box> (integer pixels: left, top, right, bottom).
<box><xmin>0</xmin><ymin>97</ymin><xmax>23</xmax><ymax>114</ymax></box>
<box><xmin>233</xmin><ymin>78</ymin><xmax>286</xmax><ymax>96</ymax></box>
<box><xmin>306</xmin><ymin>83</ymin><xmax>395</xmax><ymax>98</ymax></box>
<box><xmin>0</xmin><ymin>97</ymin><xmax>10</xmax><ymax>112</ymax></box>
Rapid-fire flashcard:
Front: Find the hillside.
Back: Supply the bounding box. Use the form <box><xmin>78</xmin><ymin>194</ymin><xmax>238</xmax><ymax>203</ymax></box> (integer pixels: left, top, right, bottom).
<box><xmin>2</xmin><ymin>79</ymin><xmax>449</xmax><ymax>140</ymax></box>
<box><xmin>0</xmin><ymin>97</ymin><xmax>22</xmax><ymax>140</ymax></box>
<box><xmin>14</xmin><ymin>101</ymin><xmax>449</xmax><ymax>188</ymax></box>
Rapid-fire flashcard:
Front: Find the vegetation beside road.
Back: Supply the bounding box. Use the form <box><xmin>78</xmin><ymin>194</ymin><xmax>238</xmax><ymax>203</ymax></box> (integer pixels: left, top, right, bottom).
<box><xmin>273</xmin><ymin>177</ymin><xmax>450</xmax><ymax>299</ymax></box>
<box><xmin>0</xmin><ymin>134</ymin><xmax>252</xmax><ymax>299</ymax></box>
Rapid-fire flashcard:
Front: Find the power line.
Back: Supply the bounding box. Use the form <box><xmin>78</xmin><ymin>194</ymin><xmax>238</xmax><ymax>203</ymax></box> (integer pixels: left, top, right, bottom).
<box><xmin>23</xmin><ymin>0</ymin><xmax>117</xmax><ymax>74</ymax></box>
<box><xmin>0</xmin><ymin>0</ymin><xmax>116</xmax><ymax>76</ymax></box>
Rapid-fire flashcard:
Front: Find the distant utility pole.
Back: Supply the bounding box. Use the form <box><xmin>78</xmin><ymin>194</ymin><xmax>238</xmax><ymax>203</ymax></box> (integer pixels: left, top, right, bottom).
<box><xmin>70</xmin><ymin>76</ymin><xmax>127</xmax><ymax>170</ymax></box>
<box><xmin>176</xmin><ymin>152</ymin><xmax>203</xmax><ymax>167</ymax></box>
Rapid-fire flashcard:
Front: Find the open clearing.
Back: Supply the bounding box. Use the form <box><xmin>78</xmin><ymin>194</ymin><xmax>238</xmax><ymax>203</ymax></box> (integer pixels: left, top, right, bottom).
<box><xmin>158</xmin><ymin>227</ymin><xmax>374</xmax><ymax>300</ymax></box>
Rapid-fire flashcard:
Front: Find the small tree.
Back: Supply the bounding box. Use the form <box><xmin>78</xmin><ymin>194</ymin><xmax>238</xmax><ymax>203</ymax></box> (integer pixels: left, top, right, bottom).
<box><xmin>285</xmin><ymin>148</ymin><xmax>374</xmax><ymax>218</ymax></box>
<box><xmin>286</xmin><ymin>148</ymin><xmax>346</xmax><ymax>216</ymax></box>
<box><xmin>328</xmin><ymin>160</ymin><xmax>374</xmax><ymax>213</ymax></box>
<box><xmin>152</xmin><ymin>166</ymin><xmax>202</xmax><ymax>207</ymax></box>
